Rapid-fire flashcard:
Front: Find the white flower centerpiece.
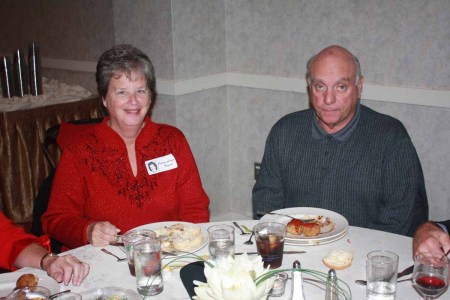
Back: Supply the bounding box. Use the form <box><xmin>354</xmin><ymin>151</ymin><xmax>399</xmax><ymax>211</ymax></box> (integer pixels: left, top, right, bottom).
<box><xmin>193</xmin><ymin>254</ymin><xmax>275</xmax><ymax>300</ymax></box>
<box><xmin>160</xmin><ymin>252</ymin><xmax>352</xmax><ymax>300</ymax></box>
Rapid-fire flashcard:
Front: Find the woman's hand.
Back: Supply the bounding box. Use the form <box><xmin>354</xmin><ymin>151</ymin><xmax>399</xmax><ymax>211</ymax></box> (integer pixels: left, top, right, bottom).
<box><xmin>42</xmin><ymin>254</ymin><xmax>90</xmax><ymax>286</ymax></box>
<box><xmin>86</xmin><ymin>221</ymin><xmax>120</xmax><ymax>247</ymax></box>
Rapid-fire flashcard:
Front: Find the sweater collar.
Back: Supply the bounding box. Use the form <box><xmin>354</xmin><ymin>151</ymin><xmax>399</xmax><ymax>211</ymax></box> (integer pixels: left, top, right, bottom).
<box><xmin>311</xmin><ymin>102</ymin><xmax>361</xmax><ymax>141</ymax></box>
<box><xmin>97</xmin><ymin>115</ymin><xmax>156</xmax><ymax>147</ymax></box>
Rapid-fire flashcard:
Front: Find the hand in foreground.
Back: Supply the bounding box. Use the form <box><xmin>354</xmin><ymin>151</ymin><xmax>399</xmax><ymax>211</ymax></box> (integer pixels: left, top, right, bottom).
<box><xmin>413</xmin><ymin>222</ymin><xmax>450</xmax><ymax>258</ymax></box>
<box><xmin>42</xmin><ymin>254</ymin><xmax>89</xmax><ymax>286</ymax></box>
<box><xmin>87</xmin><ymin>221</ymin><xmax>120</xmax><ymax>247</ymax></box>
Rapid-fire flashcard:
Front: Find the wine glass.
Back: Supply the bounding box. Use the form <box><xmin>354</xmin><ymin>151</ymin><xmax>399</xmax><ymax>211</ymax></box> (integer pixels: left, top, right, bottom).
<box><xmin>412</xmin><ymin>252</ymin><xmax>449</xmax><ymax>299</ymax></box>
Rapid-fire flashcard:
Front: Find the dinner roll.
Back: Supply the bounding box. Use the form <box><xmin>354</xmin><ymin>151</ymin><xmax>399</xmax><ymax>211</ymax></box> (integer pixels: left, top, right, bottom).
<box><xmin>16</xmin><ymin>273</ymin><xmax>39</xmax><ymax>289</ymax></box>
<box><xmin>322</xmin><ymin>249</ymin><xmax>353</xmax><ymax>270</ymax></box>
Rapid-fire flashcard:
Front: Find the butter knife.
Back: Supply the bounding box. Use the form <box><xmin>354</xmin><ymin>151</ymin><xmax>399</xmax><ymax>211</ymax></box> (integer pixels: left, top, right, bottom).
<box><xmin>236</xmin><ymin>251</ymin><xmax>306</xmax><ymax>255</ymax></box>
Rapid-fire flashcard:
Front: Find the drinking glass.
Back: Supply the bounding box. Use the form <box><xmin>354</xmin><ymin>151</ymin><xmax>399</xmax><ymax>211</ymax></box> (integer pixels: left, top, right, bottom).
<box><xmin>122</xmin><ymin>229</ymin><xmax>156</xmax><ymax>276</ymax></box>
<box><xmin>207</xmin><ymin>224</ymin><xmax>235</xmax><ymax>261</ymax></box>
<box><xmin>412</xmin><ymin>252</ymin><xmax>449</xmax><ymax>300</ymax></box>
<box><xmin>133</xmin><ymin>238</ymin><xmax>164</xmax><ymax>296</ymax></box>
<box><xmin>254</xmin><ymin>222</ymin><xmax>286</xmax><ymax>269</ymax></box>
<box><xmin>366</xmin><ymin>250</ymin><xmax>399</xmax><ymax>300</ymax></box>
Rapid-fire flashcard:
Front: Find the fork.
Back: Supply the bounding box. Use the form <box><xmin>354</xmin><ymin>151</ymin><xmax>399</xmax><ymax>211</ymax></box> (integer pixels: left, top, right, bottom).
<box><xmin>244</xmin><ymin>232</ymin><xmax>255</xmax><ymax>245</ymax></box>
<box><xmin>101</xmin><ymin>248</ymin><xmax>127</xmax><ymax>262</ymax></box>
<box><xmin>256</xmin><ymin>211</ymin><xmax>315</xmax><ymax>222</ymax></box>
<box><xmin>233</xmin><ymin>222</ymin><xmax>250</xmax><ymax>235</ymax></box>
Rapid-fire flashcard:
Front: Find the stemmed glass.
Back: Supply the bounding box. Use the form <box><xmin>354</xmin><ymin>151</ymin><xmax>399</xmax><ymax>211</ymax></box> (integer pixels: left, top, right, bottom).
<box><xmin>412</xmin><ymin>252</ymin><xmax>449</xmax><ymax>299</ymax></box>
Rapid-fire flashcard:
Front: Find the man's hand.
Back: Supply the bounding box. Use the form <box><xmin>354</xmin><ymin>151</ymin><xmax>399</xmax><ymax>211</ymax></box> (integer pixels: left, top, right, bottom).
<box><xmin>413</xmin><ymin>222</ymin><xmax>450</xmax><ymax>258</ymax></box>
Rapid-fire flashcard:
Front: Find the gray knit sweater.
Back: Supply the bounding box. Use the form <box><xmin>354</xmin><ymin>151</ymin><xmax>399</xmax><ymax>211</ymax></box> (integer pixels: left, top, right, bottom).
<box><xmin>252</xmin><ymin>105</ymin><xmax>428</xmax><ymax>236</ymax></box>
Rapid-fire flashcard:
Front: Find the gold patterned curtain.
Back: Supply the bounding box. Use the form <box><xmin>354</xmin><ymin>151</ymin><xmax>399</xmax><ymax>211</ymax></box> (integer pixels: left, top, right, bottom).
<box><xmin>0</xmin><ymin>96</ymin><xmax>104</xmax><ymax>223</ymax></box>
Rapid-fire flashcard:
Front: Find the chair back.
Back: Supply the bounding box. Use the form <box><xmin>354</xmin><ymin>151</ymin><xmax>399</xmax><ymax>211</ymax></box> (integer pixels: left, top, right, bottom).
<box><xmin>42</xmin><ymin>118</ymin><xmax>102</xmax><ymax>169</ymax></box>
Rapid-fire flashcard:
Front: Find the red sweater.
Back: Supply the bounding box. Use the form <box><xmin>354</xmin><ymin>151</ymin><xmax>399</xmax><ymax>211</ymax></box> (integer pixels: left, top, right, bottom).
<box><xmin>0</xmin><ymin>212</ymin><xmax>50</xmax><ymax>270</ymax></box>
<box><xmin>42</xmin><ymin>117</ymin><xmax>209</xmax><ymax>249</ymax></box>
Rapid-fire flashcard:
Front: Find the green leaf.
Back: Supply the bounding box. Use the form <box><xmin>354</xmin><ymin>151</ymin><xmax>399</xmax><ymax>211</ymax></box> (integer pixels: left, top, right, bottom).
<box><xmin>241</xmin><ymin>225</ymin><xmax>252</xmax><ymax>233</ymax></box>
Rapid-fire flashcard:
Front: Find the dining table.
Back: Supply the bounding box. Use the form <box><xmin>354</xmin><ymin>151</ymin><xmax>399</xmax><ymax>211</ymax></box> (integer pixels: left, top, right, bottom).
<box><xmin>1</xmin><ymin>219</ymin><xmax>442</xmax><ymax>300</ymax></box>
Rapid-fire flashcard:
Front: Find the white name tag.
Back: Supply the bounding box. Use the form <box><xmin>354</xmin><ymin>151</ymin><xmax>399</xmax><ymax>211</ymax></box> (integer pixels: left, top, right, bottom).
<box><xmin>145</xmin><ymin>154</ymin><xmax>178</xmax><ymax>175</ymax></box>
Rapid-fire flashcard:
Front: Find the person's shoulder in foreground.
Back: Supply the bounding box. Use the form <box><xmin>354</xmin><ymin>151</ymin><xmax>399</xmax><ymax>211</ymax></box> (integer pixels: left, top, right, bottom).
<box><xmin>413</xmin><ymin>220</ymin><xmax>450</xmax><ymax>258</ymax></box>
<box><xmin>0</xmin><ymin>211</ymin><xmax>89</xmax><ymax>285</ymax></box>
<box><xmin>253</xmin><ymin>44</ymin><xmax>427</xmax><ymax>236</ymax></box>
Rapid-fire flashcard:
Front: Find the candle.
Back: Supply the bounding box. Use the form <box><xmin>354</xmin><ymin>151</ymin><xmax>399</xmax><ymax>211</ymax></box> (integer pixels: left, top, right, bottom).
<box><xmin>269</xmin><ymin>272</ymin><xmax>288</xmax><ymax>297</ymax></box>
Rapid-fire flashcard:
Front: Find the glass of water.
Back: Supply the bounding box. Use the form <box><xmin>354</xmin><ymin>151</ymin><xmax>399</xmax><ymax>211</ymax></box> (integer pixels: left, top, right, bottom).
<box><xmin>366</xmin><ymin>250</ymin><xmax>399</xmax><ymax>300</ymax></box>
<box><xmin>133</xmin><ymin>238</ymin><xmax>164</xmax><ymax>296</ymax></box>
<box><xmin>208</xmin><ymin>224</ymin><xmax>235</xmax><ymax>261</ymax></box>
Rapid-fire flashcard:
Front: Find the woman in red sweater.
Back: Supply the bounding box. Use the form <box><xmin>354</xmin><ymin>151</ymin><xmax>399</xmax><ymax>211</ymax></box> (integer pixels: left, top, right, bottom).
<box><xmin>42</xmin><ymin>45</ymin><xmax>210</xmax><ymax>249</ymax></box>
<box><xmin>0</xmin><ymin>212</ymin><xmax>89</xmax><ymax>285</ymax></box>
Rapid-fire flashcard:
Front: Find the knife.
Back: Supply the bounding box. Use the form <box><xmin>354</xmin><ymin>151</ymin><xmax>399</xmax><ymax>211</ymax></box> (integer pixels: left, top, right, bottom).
<box><xmin>355</xmin><ymin>264</ymin><xmax>414</xmax><ymax>286</ymax></box>
<box><xmin>236</xmin><ymin>251</ymin><xmax>306</xmax><ymax>255</ymax></box>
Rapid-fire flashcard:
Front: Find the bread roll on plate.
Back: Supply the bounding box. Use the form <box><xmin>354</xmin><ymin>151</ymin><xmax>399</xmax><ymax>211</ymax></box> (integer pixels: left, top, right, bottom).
<box><xmin>322</xmin><ymin>249</ymin><xmax>353</xmax><ymax>270</ymax></box>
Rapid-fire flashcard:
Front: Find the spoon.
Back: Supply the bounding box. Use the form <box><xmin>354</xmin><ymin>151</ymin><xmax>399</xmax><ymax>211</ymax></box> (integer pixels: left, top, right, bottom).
<box><xmin>233</xmin><ymin>222</ymin><xmax>250</xmax><ymax>235</ymax></box>
<box><xmin>101</xmin><ymin>248</ymin><xmax>127</xmax><ymax>262</ymax></box>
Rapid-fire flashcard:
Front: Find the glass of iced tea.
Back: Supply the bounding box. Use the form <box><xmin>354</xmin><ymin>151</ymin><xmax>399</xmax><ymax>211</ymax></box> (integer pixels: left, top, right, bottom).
<box><xmin>254</xmin><ymin>222</ymin><xmax>286</xmax><ymax>269</ymax></box>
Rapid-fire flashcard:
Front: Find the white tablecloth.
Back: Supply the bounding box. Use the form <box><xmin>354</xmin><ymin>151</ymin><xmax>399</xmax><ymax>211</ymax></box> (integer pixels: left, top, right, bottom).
<box><xmin>4</xmin><ymin>221</ymin><xmax>442</xmax><ymax>300</ymax></box>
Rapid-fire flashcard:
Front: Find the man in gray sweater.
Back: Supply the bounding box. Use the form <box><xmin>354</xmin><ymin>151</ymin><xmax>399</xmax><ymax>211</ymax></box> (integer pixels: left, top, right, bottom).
<box><xmin>252</xmin><ymin>45</ymin><xmax>427</xmax><ymax>236</ymax></box>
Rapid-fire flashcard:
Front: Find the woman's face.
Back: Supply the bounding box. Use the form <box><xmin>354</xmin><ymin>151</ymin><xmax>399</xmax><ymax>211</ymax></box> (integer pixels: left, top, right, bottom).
<box><xmin>102</xmin><ymin>71</ymin><xmax>151</xmax><ymax>133</ymax></box>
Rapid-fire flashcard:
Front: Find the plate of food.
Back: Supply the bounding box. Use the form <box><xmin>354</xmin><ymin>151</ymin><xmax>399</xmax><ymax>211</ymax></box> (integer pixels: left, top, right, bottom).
<box><xmin>259</xmin><ymin>207</ymin><xmax>348</xmax><ymax>245</ymax></box>
<box><xmin>79</xmin><ymin>287</ymin><xmax>141</xmax><ymax>300</ymax></box>
<box><xmin>0</xmin><ymin>272</ymin><xmax>60</xmax><ymax>298</ymax></box>
<box><xmin>133</xmin><ymin>221</ymin><xmax>207</xmax><ymax>255</ymax></box>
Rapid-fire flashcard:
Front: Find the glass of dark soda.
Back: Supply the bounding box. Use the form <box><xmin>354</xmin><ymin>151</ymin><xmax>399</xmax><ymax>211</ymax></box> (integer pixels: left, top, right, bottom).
<box><xmin>254</xmin><ymin>222</ymin><xmax>286</xmax><ymax>269</ymax></box>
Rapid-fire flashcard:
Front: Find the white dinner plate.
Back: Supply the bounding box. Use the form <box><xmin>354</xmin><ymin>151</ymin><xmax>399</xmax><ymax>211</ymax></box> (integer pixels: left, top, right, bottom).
<box><xmin>0</xmin><ymin>271</ymin><xmax>60</xmax><ymax>297</ymax></box>
<box><xmin>132</xmin><ymin>221</ymin><xmax>207</xmax><ymax>255</ymax></box>
<box><xmin>260</xmin><ymin>207</ymin><xmax>349</xmax><ymax>246</ymax></box>
<box><xmin>282</xmin><ymin>228</ymin><xmax>348</xmax><ymax>246</ymax></box>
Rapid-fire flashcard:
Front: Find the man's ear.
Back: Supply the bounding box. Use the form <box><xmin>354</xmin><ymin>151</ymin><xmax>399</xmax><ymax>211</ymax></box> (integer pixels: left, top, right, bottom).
<box><xmin>102</xmin><ymin>97</ymin><xmax>107</xmax><ymax>108</ymax></box>
<box><xmin>357</xmin><ymin>76</ymin><xmax>364</xmax><ymax>98</ymax></box>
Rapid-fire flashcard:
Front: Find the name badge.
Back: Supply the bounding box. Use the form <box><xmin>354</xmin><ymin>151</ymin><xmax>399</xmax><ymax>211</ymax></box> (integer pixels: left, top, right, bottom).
<box><xmin>145</xmin><ymin>154</ymin><xmax>178</xmax><ymax>175</ymax></box>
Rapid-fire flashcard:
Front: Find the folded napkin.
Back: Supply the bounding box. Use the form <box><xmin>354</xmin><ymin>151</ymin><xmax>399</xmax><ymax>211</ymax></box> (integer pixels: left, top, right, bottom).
<box><xmin>179</xmin><ymin>261</ymin><xmax>206</xmax><ymax>299</ymax></box>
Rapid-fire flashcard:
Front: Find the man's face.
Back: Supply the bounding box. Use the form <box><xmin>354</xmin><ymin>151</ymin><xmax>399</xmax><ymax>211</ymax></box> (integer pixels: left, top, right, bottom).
<box><xmin>309</xmin><ymin>51</ymin><xmax>364</xmax><ymax>134</ymax></box>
